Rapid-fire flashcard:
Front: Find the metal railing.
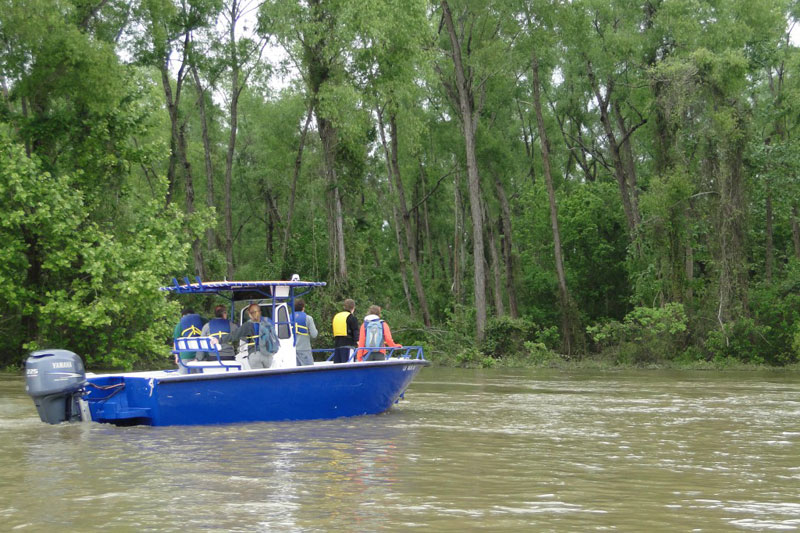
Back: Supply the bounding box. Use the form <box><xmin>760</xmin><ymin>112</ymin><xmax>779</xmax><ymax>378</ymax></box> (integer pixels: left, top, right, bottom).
<box><xmin>173</xmin><ymin>337</ymin><xmax>424</xmax><ymax>371</ymax></box>
<box><xmin>173</xmin><ymin>336</ymin><xmax>241</xmax><ymax>372</ymax></box>
<box><xmin>312</xmin><ymin>345</ymin><xmax>425</xmax><ymax>363</ymax></box>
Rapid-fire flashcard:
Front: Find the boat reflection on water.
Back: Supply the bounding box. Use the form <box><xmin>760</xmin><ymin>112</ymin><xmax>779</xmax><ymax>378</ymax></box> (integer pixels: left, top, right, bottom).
<box><xmin>15</xmin><ymin>406</ymin><xmax>414</xmax><ymax>530</ymax></box>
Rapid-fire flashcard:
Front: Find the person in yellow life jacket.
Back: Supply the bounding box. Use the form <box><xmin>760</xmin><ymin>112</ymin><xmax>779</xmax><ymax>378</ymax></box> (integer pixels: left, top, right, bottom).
<box><xmin>332</xmin><ymin>298</ymin><xmax>359</xmax><ymax>363</ymax></box>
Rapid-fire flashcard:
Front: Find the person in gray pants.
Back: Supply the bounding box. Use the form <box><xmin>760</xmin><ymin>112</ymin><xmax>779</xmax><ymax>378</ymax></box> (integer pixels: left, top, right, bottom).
<box><xmin>293</xmin><ymin>299</ymin><xmax>318</xmax><ymax>366</ymax></box>
<box><xmin>221</xmin><ymin>303</ymin><xmax>277</xmax><ymax>369</ymax></box>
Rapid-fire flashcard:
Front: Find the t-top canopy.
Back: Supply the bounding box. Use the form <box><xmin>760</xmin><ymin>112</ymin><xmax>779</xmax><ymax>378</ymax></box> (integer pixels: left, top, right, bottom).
<box><xmin>160</xmin><ymin>278</ymin><xmax>326</xmax><ymax>300</ymax></box>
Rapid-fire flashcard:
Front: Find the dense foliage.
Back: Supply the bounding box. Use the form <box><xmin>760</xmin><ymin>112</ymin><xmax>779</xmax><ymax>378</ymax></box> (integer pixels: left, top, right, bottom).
<box><xmin>2</xmin><ymin>0</ymin><xmax>800</xmax><ymax>368</ymax></box>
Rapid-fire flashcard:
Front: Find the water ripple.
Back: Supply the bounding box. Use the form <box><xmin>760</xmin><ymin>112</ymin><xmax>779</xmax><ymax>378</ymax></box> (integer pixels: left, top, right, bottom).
<box><xmin>0</xmin><ymin>369</ymin><xmax>798</xmax><ymax>531</ymax></box>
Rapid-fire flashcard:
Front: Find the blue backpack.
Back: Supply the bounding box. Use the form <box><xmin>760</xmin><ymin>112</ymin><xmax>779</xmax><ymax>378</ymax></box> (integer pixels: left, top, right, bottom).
<box><xmin>257</xmin><ymin>319</ymin><xmax>280</xmax><ymax>354</ymax></box>
<box><xmin>364</xmin><ymin>319</ymin><xmax>384</xmax><ymax>348</ymax></box>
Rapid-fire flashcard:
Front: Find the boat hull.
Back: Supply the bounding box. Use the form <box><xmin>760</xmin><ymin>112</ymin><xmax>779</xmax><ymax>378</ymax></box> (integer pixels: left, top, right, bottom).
<box><xmin>85</xmin><ymin>359</ymin><xmax>428</xmax><ymax>426</ymax></box>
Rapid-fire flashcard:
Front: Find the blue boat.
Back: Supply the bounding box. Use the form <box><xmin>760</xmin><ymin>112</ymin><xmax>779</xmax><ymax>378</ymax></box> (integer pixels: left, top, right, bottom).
<box><xmin>24</xmin><ymin>279</ymin><xmax>428</xmax><ymax>426</ymax></box>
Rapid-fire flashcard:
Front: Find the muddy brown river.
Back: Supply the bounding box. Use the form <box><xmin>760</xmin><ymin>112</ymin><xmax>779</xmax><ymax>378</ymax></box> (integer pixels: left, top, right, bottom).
<box><xmin>1</xmin><ymin>368</ymin><xmax>798</xmax><ymax>531</ymax></box>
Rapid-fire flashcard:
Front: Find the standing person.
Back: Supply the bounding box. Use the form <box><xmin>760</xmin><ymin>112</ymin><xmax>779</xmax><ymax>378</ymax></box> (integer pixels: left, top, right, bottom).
<box><xmin>221</xmin><ymin>303</ymin><xmax>278</xmax><ymax>369</ymax></box>
<box><xmin>357</xmin><ymin>305</ymin><xmax>401</xmax><ymax>361</ymax></box>
<box><xmin>332</xmin><ymin>299</ymin><xmax>359</xmax><ymax>363</ymax></box>
<box><xmin>293</xmin><ymin>299</ymin><xmax>318</xmax><ymax>366</ymax></box>
<box><xmin>198</xmin><ymin>305</ymin><xmax>238</xmax><ymax>361</ymax></box>
<box><xmin>173</xmin><ymin>308</ymin><xmax>206</xmax><ymax>371</ymax></box>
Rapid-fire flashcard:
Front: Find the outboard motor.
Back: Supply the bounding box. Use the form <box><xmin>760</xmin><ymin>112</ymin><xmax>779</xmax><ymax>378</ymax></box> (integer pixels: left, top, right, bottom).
<box><xmin>25</xmin><ymin>350</ymin><xmax>87</xmax><ymax>424</ymax></box>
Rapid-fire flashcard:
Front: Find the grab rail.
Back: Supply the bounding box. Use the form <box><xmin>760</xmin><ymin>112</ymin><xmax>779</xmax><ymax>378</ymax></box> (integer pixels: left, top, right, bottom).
<box><xmin>173</xmin><ymin>336</ymin><xmax>241</xmax><ymax>372</ymax></box>
<box><xmin>312</xmin><ymin>345</ymin><xmax>425</xmax><ymax>363</ymax></box>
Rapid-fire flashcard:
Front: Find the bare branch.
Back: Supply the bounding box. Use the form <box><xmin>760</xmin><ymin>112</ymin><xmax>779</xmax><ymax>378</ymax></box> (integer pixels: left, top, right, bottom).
<box><xmin>409</xmin><ymin>167</ymin><xmax>457</xmax><ymax>214</ymax></box>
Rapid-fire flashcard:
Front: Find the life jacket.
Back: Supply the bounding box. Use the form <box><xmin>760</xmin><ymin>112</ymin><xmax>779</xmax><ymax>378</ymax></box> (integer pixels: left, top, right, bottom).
<box><xmin>246</xmin><ymin>321</ymin><xmax>260</xmax><ymax>350</ymax></box>
<box><xmin>294</xmin><ymin>311</ymin><xmax>309</xmax><ymax>336</ymax></box>
<box><xmin>364</xmin><ymin>319</ymin><xmax>385</xmax><ymax>348</ymax></box>
<box><xmin>332</xmin><ymin>311</ymin><xmax>350</xmax><ymax>337</ymax></box>
<box><xmin>207</xmin><ymin>318</ymin><xmax>231</xmax><ymax>339</ymax></box>
<box><xmin>178</xmin><ymin>313</ymin><xmax>204</xmax><ymax>337</ymax></box>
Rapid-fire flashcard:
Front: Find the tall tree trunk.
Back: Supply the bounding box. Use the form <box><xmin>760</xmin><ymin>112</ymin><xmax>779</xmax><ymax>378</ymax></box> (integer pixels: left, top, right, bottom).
<box><xmin>533</xmin><ymin>50</ymin><xmax>578</xmax><ymax>355</ymax></box>
<box><xmin>765</xmin><ymin>186</ymin><xmax>773</xmax><ymax>284</ymax></box>
<box><xmin>302</xmin><ymin>0</ymin><xmax>347</xmax><ymax>285</ymax></box>
<box><xmin>375</xmin><ymin>109</ymin><xmax>416</xmax><ymax>317</ymax></box>
<box><xmin>792</xmin><ymin>204</ymin><xmax>800</xmax><ymax>260</ymax></box>
<box><xmin>613</xmin><ymin>100</ymin><xmax>641</xmax><ymax>228</ymax></box>
<box><xmin>586</xmin><ymin>61</ymin><xmax>639</xmax><ymax>240</ymax></box>
<box><xmin>280</xmin><ymin>107</ymin><xmax>313</xmax><ymax>269</ymax></box>
<box><xmin>334</xmin><ymin>176</ymin><xmax>347</xmax><ymax>282</ymax></box>
<box><xmin>264</xmin><ymin>191</ymin><xmax>271</xmax><ymax>258</ymax></box>
<box><xmin>392</xmin><ymin>201</ymin><xmax>415</xmax><ymax>317</ymax></box>
<box><xmin>223</xmin><ymin>95</ymin><xmax>237</xmax><ymax>279</ymax></box>
<box><xmin>516</xmin><ymin>100</ymin><xmax>536</xmax><ymax>184</ymax></box>
<box><xmin>220</xmin><ymin>0</ymin><xmax>268</xmax><ymax>279</ymax></box>
<box><xmin>266</xmin><ymin>188</ymin><xmax>275</xmax><ymax>257</ymax></box>
<box><xmin>190</xmin><ymin>63</ymin><xmax>216</xmax><ymax>253</ymax></box>
<box><xmin>158</xmin><ymin>29</ymin><xmax>204</xmax><ymax>277</ymax></box>
<box><xmin>453</xmin><ymin>169</ymin><xmax>463</xmax><ymax>304</ymax></box>
<box><xmin>441</xmin><ymin>238</ymin><xmax>451</xmax><ymax>287</ymax></box>
<box><xmin>493</xmin><ymin>174</ymin><xmax>518</xmax><ymax>318</ymax></box>
<box><xmin>685</xmin><ymin>242</ymin><xmax>694</xmax><ymax>303</ymax></box>
<box><xmin>223</xmin><ymin>12</ymin><xmax>240</xmax><ymax>281</ymax></box>
<box><xmin>484</xmin><ymin>201</ymin><xmax>505</xmax><ymax>316</ymax></box>
<box><xmin>715</xmin><ymin>127</ymin><xmax>748</xmax><ymax>337</ymax></box>
<box><xmin>21</xmin><ymin>228</ymin><xmax>41</xmax><ymax>346</ymax></box>
<box><xmin>20</xmin><ymin>96</ymin><xmax>31</xmax><ymax>157</ymax></box>
<box><xmin>179</xmin><ymin>118</ymin><xmax>205</xmax><ymax>279</ymax></box>
<box><xmin>317</xmin><ymin>115</ymin><xmax>347</xmax><ymax>284</ymax></box>
<box><xmin>419</xmin><ymin>160</ymin><xmax>433</xmax><ymax>277</ymax></box>
<box><xmin>159</xmin><ymin>29</ymin><xmax>191</xmax><ymax>208</ymax></box>
<box><xmin>161</xmin><ymin>64</ymin><xmax>179</xmax><ymax>207</ymax></box>
<box><xmin>441</xmin><ymin>0</ymin><xmax>487</xmax><ymax>341</ymax></box>
<box><xmin>766</xmin><ymin>65</ymin><xmax>799</xmax><ymax>262</ymax></box>
<box><xmin>382</xmin><ymin>113</ymin><xmax>431</xmax><ymax>327</ymax></box>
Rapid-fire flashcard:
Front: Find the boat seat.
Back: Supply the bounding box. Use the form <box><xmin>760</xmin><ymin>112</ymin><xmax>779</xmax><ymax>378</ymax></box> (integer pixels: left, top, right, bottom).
<box><xmin>180</xmin><ymin>361</ymin><xmax>241</xmax><ymax>373</ymax></box>
<box><xmin>183</xmin><ymin>360</ymin><xmax>241</xmax><ymax>367</ymax></box>
<box><xmin>173</xmin><ymin>336</ymin><xmax>241</xmax><ymax>372</ymax></box>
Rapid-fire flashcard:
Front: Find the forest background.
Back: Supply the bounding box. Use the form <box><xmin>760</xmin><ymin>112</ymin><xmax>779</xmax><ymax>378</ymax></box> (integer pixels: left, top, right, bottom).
<box><xmin>2</xmin><ymin>0</ymin><xmax>800</xmax><ymax>370</ymax></box>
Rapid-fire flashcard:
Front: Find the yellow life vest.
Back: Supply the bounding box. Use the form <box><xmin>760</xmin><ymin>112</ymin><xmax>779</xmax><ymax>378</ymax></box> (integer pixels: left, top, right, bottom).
<box><xmin>332</xmin><ymin>311</ymin><xmax>350</xmax><ymax>337</ymax></box>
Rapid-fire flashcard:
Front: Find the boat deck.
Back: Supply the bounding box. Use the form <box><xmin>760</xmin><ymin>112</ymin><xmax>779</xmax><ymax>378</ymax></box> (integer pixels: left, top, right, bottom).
<box><xmin>86</xmin><ymin>359</ymin><xmax>400</xmax><ymax>380</ymax></box>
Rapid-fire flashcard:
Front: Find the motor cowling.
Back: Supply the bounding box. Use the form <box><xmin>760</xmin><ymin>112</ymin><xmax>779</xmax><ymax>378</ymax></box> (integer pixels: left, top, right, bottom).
<box><xmin>25</xmin><ymin>350</ymin><xmax>87</xmax><ymax>424</ymax></box>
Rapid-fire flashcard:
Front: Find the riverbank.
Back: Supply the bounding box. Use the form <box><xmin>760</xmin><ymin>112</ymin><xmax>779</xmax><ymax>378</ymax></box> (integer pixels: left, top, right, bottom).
<box><xmin>425</xmin><ymin>346</ymin><xmax>800</xmax><ymax>372</ymax></box>
<box><xmin>6</xmin><ymin>345</ymin><xmax>800</xmax><ymax>375</ymax></box>
<box><xmin>7</xmin><ymin>352</ymin><xmax>800</xmax><ymax>374</ymax></box>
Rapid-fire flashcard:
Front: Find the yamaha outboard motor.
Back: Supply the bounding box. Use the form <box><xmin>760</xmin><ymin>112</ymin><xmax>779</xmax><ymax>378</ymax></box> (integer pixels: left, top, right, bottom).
<box><xmin>25</xmin><ymin>350</ymin><xmax>87</xmax><ymax>424</ymax></box>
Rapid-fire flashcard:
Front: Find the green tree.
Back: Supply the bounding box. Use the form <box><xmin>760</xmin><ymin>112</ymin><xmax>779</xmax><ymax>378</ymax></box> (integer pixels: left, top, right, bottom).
<box><xmin>0</xmin><ymin>135</ymin><xmax>189</xmax><ymax>368</ymax></box>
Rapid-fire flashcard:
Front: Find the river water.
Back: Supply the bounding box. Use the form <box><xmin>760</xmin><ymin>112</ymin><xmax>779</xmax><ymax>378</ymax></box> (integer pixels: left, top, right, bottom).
<box><xmin>1</xmin><ymin>368</ymin><xmax>798</xmax><ymax>531</ymax></box>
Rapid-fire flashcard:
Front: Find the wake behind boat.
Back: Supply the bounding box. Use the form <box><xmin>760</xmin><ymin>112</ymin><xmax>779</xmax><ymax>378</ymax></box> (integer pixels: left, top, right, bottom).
<box><xmin>24</xmin><ymin>278</ymin><xmax>428</xmax><ymax>426</ymax></box>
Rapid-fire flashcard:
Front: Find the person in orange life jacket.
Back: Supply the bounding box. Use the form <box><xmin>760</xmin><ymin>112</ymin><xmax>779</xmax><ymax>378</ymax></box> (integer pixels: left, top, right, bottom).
<box><xmin>197</xmin><ymin>305</ymin><xmax>238</xmax><ymax>361</ymax></box>
<box><xmin>332</xmin><ymin>298</ymin><xmax>359</xmax><ymax>363</ymax></box>
<box><xmin>293</xmin><ymin>299</ymin><xmax>318</xmax><ymax>366</ymax></box>
<box><xmin>357</xmin><ymin>305</ymin><xmax>401</xmax><ymax>361</ymax></box>
<box><xmin>173</xmin><ymin>308</ymin><xmax>207</xmax><ymax>367</ymax></box>
<box><xmin>220</xmin><ymin>303</ymin><xmax>277</xmax><ymax>369</ymax></box>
